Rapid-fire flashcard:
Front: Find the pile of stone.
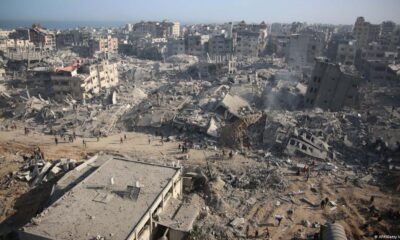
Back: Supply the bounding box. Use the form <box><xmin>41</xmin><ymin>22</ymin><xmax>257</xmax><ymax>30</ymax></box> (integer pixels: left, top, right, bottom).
<box><xmin>15</xmin><ymin>156</ymin><xmax>80</xmax><ymax>186</ymax></box>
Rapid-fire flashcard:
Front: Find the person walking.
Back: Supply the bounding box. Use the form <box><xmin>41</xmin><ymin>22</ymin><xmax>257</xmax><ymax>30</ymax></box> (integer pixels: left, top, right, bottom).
<box><xmin>264</xmin><ymin>227</ymin><xmax>270</xmax><ymax>239</ymax></box>
<box><xmin>275</xmin><ymin>215</ymin><xmax>283</xmax><ymax>226</ymax></box>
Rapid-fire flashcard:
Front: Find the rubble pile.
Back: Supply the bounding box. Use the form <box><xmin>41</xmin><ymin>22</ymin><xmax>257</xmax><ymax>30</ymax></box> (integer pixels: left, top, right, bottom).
<box><xmin>14</xmin><ymin>151</ymin><xmax>81</xmax><ymax>186</ymax></box>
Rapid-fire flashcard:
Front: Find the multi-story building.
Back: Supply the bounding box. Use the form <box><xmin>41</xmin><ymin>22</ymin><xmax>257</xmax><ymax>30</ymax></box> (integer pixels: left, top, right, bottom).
<box><xmin>389</xmin><ymin>27</ymin><xmax>400</xmax><ymax>51</ymax></box>
<box><xmin>89</xmin><ymin>35</ymin><xmax>118</xmax><ymax>56</ymax></box>
<box><xmin>170</xmin><ymin>22</ymin><xmax>181</xmax><ymax>38</ymax></box>
<box><xmin>353</xmin><ymin>17</ymin><xmax>380</xmax><ymax>49</ymax></box>
<box><xmin>125</xmin><ymin>23</ymin><xmax>133</xmax><ymax>32</ymax></box>
<box><xmin>235</xmin><ymin>31</ymin><xmax>262</xmax><ymax>57</ymax></box>
<box><xmin>165</xmin><ymin>38</ymin><xmax>185</xmax><ymax>56</ymax></box>
<box><xmin>186</xmin><ymin>34</ymin><xmax>209</xmax><ymax>57</ymax></box>
<box><xmin>325</xmin><ymin>31</ymin><xmax>353</xmax><ymax>61</ymax></box>
<box><xmin>305</xmin><ymin>59</ymin><xmax>360</xmax><ymax>111</ymax></box>
<box><xmin>208</xmin><ymin>34</ymin><xmax>234</xmax><ymax>57</ymax></box>
<box><xmin>234</xmin><ymin>21</ymin><xmax>268</xmax><ymax>57</ymax></box>
<box><xmin>133</xmin><ymin>21</ymin><xmax>180</xmax><ymax>38</ymax></box>
<box><xmin>286</xmin><ymin>29</ymin><xmax>324</xmax><ymax>71</ymax></box>
<box><xmin>56</xmin><ymin>30</ymin><xmax>91</xmax><ymax>48</ymax></box>
<box><xmin>9</xmin><ymin>28</ymin><xmax>30</xmax><ymax>41</ymax></box>
<box><xmin>26</xmin><ymin>60</ymin><xmax>118</xmax><ymax>102</ymax></box>
<box><xmin>0</xmin><ymin>39</ymin><xmax>34</xmax><ymax>51</ymax></box>
<box><xmin>29</xmin><ymin>25</ymin><xmax>56</xmax><ymax>50</ymax></box>
<box><xmin>379</xmin><ymin>21</ymin><xmax>396</xmax><ymax>50</ymax></box>
<box><xmin>336</xmin><ymin>40</ymin><xmax>357</xmax><ymax>66</ymax></box>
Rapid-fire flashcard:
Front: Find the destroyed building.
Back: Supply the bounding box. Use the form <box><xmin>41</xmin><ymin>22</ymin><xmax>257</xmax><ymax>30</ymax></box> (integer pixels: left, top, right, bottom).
<box><xmin>22</xmin><ymin>60</ymin><xmax>119</xmax><ymax>101</ymax></box>
<box><xmin>305</xmin><ymin>60</ymin><xmax>360</xmax><ymax>111</ymax></box>
<box><xmin>0</xmin><ymin>12</ymin><xmax>399</xmax><ymax>240</ymax></box>
<box><xmin>214</xmin><ymin>93</ymin><xmax>252</xmax><ymax>121</ymax></box>
<box><xmin>28</xmin><ymin>25</ymin><xmax>56</xmax><ymax>50</ymax></box>
<box><xmin>133</xmin><ymin>21</ymin><xmax>180</xmax><ymax>38</ymax></box>
<box><xmin>19</xmin><ymin>155</ymin><xmax>198</xmax><ymax>240</ymax></box>
<box><xmin>89</xmin><ymin>35</ymin><xmax>119</xmax><ymax>57</ymax></box>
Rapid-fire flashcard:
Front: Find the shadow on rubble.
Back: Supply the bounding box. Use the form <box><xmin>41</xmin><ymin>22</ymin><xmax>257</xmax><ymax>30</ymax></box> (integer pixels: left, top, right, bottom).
<box><xmin>0</xmin><ymin>181</ymin><xmax>55</xmax><ymax>240</ymax></box>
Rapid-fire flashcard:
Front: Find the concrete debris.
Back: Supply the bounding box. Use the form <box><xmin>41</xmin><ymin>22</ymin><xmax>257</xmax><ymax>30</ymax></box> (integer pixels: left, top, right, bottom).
<box><xmin>0</xmin><ymin>19</ymin><xmax>399</xmax><ymax>240</ymax></box>
<box><xmin>15</xmin><ymin>152</ymin><xmax>81</xmax><ymax>187</ymax></box>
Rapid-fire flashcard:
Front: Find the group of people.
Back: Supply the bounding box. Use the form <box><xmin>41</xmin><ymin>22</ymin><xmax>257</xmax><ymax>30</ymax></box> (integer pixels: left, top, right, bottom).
<box><xmin>245</xmin><ymin>226</ymin><xmax>270</xmax><ymax>239</ymax></box>
<box><xmin>54</xmin><ymin>131</ymin><xmax>77</xmax><ymax>145</ymax></box>
<box><xmin>320</xmin><ymin>197</ymin><xmax>330</xmax><ymax>209</ymax></box>
<box><xmin>23</xmin><ymin>146</ymin><xmax>45</xmax><ymax>161</ymax></box>
<box><xmin>120</xmin><ymin>134</ymin><xmax>127</xmax><ymax>144</ymax></box>
<box><xmin>296</xmin><ymin>161</ymin><xmax>315</xmax><ymax>182</ymax></box>
<box><xmin>178</xmin><ymin>143</ymin><xmax>189</xmax><ymax>153</ymax></box>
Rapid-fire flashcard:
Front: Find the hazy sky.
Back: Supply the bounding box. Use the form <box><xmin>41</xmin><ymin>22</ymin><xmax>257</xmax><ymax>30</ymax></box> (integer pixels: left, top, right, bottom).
<box><xmin>0</xmin><ymin>0</ymin><xmax>399</xmax><ymax>24</ymax></box>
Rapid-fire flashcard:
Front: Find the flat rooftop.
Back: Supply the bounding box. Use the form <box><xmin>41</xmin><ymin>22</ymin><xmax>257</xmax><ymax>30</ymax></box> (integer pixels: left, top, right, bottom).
<box><xmin>21</xmin><ymin>156</ymin><xmax>180</xmax><ymax>240</ymax></box>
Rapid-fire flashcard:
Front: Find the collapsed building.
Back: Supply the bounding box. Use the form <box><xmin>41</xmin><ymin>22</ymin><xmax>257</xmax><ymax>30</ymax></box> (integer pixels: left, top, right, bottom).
<box><xmin>304</xmin><ymin>59</ymin><xmax>361</xmax><ymax>111</ymax></box>
<box><xmin>19</xmin><ymin>155</ymin><xmax>199</xmax><ymax>240</ymax></box>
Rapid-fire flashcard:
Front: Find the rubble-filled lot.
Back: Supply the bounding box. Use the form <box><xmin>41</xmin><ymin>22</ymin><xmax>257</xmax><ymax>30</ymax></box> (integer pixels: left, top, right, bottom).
<box><xmin>0</xmin><ymin>53</ymin><xmax>399</xmax><ymax>239</ymax></box>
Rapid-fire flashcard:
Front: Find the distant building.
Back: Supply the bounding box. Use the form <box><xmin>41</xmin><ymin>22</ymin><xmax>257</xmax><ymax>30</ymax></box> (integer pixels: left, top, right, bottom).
<box><xmin>133</xmin><ymin>21</ymin><xmax>180</xmax><ymax>38</ymax></box>
<box><xmin>29</xmin><ymin>25</ymin><xmax>56</xmax><ymax>50</ymax></box>
<box><xmin>286</xmin><ymin>30</ymin><xmax>324</xmax><ymax>71</ymax></box>
<box><xmin>56</xmin><ymin>30</ymin><xmax>91</xmax><ymax>48</ymax></box>
<box><xmin>353</xmin><ymin>17</ymin><xmax>380</xmax><ymax>49</ymax></box>
<box><xmin>125</xmin><ymin>23</ymin><xmax>133</xmax><ymax>32</ymax></box>
<box><xmin>305</xmin><ymin>60</ymin><xmax>360</xmax><ymax>111</ymax></box>
<box><xmin>336</xmin><ymin>40</ymin><xmax>357</xmax><ymax>66</ymax></box>
<box><xmin>186</xmin><ymin>34</ymin><xmax>209</xmax><ymax>57</ymax></box>
<box><xmin>0</xmin><ymin>38</ymin><xmax>34</xmax><ymax>51</ymax></box>
<box><xmin>165</xmin><ymin>38</ymin><xmax>185</xmax><ymax>56</ymax></box>
<box><xmin>234</xmin><ymin>21</ymin><xmax>268</xmax><ymax>57</ymax></box>
<box><xmin>235</xmin><ymin>31</ymin><xmax>261</xmax><ymax>57</ymax></box>
<box><xmin>208</xmin><ymin>34</ymin><xmax>234</xmax><ymax>57</ymax></box>
<box><xmin>379</xmin><ymin>21</ymin><xmax>396</xmax><ymax>50</ymax></box>
<box><xmin>9</xmin><ymin>28</ymin><xmax>30</xmax><ymax>40</ymax></box>
<box><xmin>89</xmin><ymin>35</ymin><xmax>118</xmax><ymax>56</ymax></box>
<box><xmin>170</xmin><ymin>22</ymin><xmax>181</xmax><ymax>37</ymax></box>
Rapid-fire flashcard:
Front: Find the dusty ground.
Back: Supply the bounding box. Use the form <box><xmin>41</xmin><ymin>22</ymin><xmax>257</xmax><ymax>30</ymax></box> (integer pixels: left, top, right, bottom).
<box><xmin>0</xmin><ymin>124</ymin><xmax>399</xmax><ymax>239</ymax></box>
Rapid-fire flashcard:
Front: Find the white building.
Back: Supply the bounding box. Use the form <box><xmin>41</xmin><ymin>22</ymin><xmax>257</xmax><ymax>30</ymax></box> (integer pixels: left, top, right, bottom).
<box><xmin>50</xmin><ymin>60</ymin><xmax>119</xmax><ymax>101</ymax></box>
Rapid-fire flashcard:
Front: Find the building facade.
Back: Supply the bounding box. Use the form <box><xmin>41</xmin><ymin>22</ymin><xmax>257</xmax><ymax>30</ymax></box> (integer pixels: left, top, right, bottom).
<box><xmin>286</xmin><ymin>30</ymin><xmax>324</xmax><ymax>71</ymax></box>
<box><xmin>305</xmin><ymin>60</ymin><xmax>360</xmax><ymax>111</ymax></box>
<box><xmin>89</xmin><ymin>35</ymin><xmax>118</xmax><ymax>56</ymax></box>
<box><xmin>353</xmin><ymin>17</ymin><xmax>380</xmax><ymax>49</ymax></box>
<box><xmin>336</xmin><ymin>40</ymin><xmax>357</xmax><ymax>66</ymax></box>
<box><xmin>208</xmin><ymin>34</ymin><xmax>234</xmax><ymax>57</ymax></box>
<box><xmin>29</xmin><ymin>25</ymin><xmax>56</xmax><ymax>50</ymax></box>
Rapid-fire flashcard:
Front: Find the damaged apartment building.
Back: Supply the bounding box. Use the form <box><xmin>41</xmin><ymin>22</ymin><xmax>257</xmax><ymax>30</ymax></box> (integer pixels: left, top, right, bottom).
<box><xmin>22</xmin><ymin>60</ymin><xmax>118</xmax><ymax>102</ymax></box>
<box><xmin>304</xmin><ymin>59</ymin><xmax>361</xmax><ymax>111</ymax></box>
